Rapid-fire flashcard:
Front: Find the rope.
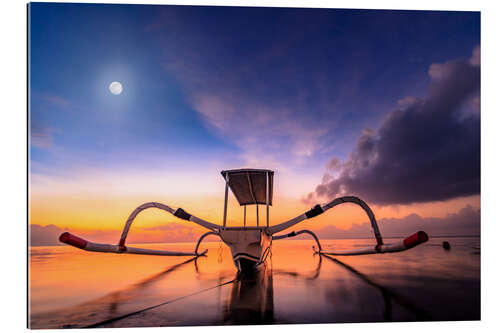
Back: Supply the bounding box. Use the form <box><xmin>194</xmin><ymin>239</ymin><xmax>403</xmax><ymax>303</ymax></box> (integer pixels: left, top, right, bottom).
<box><xmin>85</xmin><ymin>279</ymin><xmax>238</xmax><ymax>328</ymax></box>
<box><xmin>217</xmin><ymin>240</ymin><xmax>224</xmax><ymax>263</ymax></box>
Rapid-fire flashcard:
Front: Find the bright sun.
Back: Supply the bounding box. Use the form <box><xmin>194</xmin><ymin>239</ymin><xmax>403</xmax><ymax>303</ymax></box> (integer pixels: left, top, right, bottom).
<box><xmin>109</xmin><ymin>81</ymin><xmax>123</xmax><ymax>95</ymax></box>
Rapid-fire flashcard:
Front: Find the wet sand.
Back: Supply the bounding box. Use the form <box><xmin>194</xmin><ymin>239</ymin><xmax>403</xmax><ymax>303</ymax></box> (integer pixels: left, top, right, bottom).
<box><xmin>29</xmin><ymin>237</ymin><xmax>480</xmax><ymax>328</ymax></box>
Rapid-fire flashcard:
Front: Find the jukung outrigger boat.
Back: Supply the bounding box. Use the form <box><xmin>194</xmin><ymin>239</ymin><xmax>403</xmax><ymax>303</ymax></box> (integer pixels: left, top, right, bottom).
<box><xmin>59</xmin><ymin>169</ymin><xmax>429</xmax><ymax>272</ymax></box>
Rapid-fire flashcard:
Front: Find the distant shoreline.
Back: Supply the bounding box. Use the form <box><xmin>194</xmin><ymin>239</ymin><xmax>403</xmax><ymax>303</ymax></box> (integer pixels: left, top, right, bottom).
<box><xmin>29</xmin><ymin>234</ymin><xmax>480</xmax><ymax>247</ymax></box>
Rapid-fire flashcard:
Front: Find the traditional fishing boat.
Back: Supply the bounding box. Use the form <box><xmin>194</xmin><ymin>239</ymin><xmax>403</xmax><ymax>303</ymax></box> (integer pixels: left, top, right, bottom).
<box><xmin>59</xmin><ymin>168</ymin><xmax>429</xmax><ymax>272</ymax></box>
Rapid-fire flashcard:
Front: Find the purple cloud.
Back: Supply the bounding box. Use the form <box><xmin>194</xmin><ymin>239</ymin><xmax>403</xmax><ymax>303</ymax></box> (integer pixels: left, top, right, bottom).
<box><xmin>30</xmin><ymin>224</ymin><xmax>67</xmax><ymax>246</ymax></box>
<box><xmin>30</xmin><ymin>125</ymin><xmax>55</xmax><ymax>149</ymax></box>
<box><xmin>29</xmin><ymin>222</ymin><xmax>204</xmax><ymax>246</ymax></box>
<box><xmin>39</xmin><ymin>93</ymin><xmax>70</xmax><ymax>108</ymax></box>
<box><xmin>312</xmin><ymin>205</ymin><xmax>479</xmax><ymax>239</ymax></box>
<box><xmin>306</xmin><ymin>46</ymin><xmax>480</xmax><ymax>205</ymax></box>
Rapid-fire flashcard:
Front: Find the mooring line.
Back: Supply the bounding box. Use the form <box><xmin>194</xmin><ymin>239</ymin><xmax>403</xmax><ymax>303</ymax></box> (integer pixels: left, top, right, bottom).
<box><xmin>85</xmin><ymin>278</ymin><xmax>239</xmax><ymax>328</ymax></box>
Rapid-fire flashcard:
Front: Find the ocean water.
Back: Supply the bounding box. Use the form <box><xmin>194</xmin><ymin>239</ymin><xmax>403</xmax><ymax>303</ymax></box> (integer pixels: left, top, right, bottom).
<box><xmin>29</xmin><ymin>237</ymin><xmax>480</xmax><ymax>328</ymax></box>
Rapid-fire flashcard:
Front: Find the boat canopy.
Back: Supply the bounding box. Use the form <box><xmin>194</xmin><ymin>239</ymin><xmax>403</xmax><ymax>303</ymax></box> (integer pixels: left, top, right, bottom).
<box><xmin>221</xmin><ymin>169</ymin><xmax>274</xmax><ymax>206</ymax></box>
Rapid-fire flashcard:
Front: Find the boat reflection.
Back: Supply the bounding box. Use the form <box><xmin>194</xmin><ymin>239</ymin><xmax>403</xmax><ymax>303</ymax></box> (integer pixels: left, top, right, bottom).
<box><xmin>221</xmin><ymin>248</ymin><xmax>431</xmax><ymax>324</ymax></box>
<box><xmin>219</xmin><ymin>254</ymin><xmax>324</xmax><ymax>324</ymax></box>
<box><xmin>223</xmin><ymin>264</ymin><xmax>274</xmax><ymax>324</ymax></box>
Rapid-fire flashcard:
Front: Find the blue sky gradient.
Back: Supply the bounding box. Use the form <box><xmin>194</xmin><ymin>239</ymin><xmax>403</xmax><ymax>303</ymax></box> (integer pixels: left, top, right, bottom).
<box><xmin>29</xmin><ymin>3</ymin><xmax>480</xmax><ymax>205</ymax></box>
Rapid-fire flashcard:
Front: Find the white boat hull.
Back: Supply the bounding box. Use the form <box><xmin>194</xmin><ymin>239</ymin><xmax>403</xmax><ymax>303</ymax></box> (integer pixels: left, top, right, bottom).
<box><xmin>219</xmin><ymin>228</ymin><xmax>272</xmax><ymax>272</ymax></box>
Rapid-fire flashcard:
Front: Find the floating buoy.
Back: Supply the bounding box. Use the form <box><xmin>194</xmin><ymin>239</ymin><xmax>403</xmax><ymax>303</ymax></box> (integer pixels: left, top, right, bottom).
<box><xmin>442</xmin><ymin>241</ymin><xmax>451</xmax><ymax>250</ymax></box>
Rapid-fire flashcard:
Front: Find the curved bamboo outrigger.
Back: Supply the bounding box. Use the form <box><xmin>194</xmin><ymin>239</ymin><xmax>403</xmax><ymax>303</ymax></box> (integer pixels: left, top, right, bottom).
<box><xmin>59</xmin><ymin>168</ymin><xmax>429</xmax><ymax>272</ymax></box>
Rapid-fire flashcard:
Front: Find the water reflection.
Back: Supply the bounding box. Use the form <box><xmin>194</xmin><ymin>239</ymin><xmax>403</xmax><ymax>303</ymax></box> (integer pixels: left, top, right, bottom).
<box><xmin>223</xmin><ymin>264</ymin><xmax>274</xmax><ymax>324</ymax></box>
<box><xmin>200</xmin><ymin>251</ymin><xmax>324</xmax><ymax>324</ymax></box>
<box><xmin>31</xmin><ymin>256</ymin><xmax>200</xmax><ymax>328</ymax></box>
<box><xmin>273</xmin><ymin>254</ymin><xmax>322</xmax><ymax>280</ymax></box>
<box><xmin>194</xmin><ymin>256</ymin><xmax>234</xmax><ymax>282</ymax></box>
<box><xmin>29</xmin><ymin>237</ymin><xmax>480</xmax><ymax>328</ymax></box>
<box><xmin>88</xmin><ymin>256</ymin><xmax>202</xmax><ymax>327</ymax></box>
<box><xmin>321</xmin><ymin>254</ymin><xmax>431</xmax><ymax>321</ymax></box>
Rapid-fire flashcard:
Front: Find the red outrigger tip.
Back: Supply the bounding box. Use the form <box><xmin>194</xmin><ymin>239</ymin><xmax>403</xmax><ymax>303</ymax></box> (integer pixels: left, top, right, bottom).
<box><xmin>59</xmin><ymin>232</ymin><xmax>88</xmax><ymax>249</ymax></box>
<box><xmin>403</xmin><ymin>231</ymin><xmax>429</xmax><ymax>249</ymax></box>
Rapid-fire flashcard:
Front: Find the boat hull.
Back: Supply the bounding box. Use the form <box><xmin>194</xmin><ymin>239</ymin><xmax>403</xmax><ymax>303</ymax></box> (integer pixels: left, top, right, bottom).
<box><xmin>220</xmin><ymin>228</ymin><xmax>272</xmax><ymax>272</ymax></box>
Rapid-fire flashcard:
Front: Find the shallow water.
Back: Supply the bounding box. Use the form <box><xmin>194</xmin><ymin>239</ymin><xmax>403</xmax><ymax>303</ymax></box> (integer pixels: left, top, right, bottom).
<box><xmin>29</xmin><ymin>237</ymin><xmax>480</xmax><ymax>328</ymax></box>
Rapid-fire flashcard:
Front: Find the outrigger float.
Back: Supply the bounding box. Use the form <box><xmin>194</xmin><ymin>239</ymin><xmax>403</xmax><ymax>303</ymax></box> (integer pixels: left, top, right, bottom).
<box><xmin>59</xmin><ymin>169</ymin><xmax>429</xmax><ymax>272</ymax></box>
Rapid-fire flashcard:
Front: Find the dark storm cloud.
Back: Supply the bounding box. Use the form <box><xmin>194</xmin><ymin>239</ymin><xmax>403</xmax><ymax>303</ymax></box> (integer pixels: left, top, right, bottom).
<box><xmin>307</xmin><ymin>47</ymin><xmax>480</xmax><ymax>205</ymax></box>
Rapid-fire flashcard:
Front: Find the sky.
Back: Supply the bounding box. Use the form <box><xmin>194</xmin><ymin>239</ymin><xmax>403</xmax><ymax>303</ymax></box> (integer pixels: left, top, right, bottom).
<box><xmin>28</xmin><ymin>3</ymin><xmax>480</xmax><ymax>245</ymax></box>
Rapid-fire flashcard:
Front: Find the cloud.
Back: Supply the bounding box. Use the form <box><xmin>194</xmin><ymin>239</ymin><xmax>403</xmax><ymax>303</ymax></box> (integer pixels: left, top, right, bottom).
<box><xmin>31</xmin><ymin>204</ymin><xmax>479</xmax><ymax>247</ymax></box>
<box><xmin>470</xmin><ymin>45</ymin><xmax>480</xmax><ymax>66</ymax></box>
<box><xmin>30</xmin><ymin>92</ymin><xmax>68</xmax><ymax>150</ymax></box>
<box><xmin>29</xmin><ymin>222</ymin><xmax>205</xmax><ymax>246</ymax></box>
<box><xmin>176</xmin><ymin>78</ymin><xmax>331</xmax><ymax>168</ymax></box>
<box><xmin>397</xmin><ymin>96</ymin><xmax>418</xmax><ymax>107</ymax></box>
<box><xmin>39</xmin><ymin>93</ymin><xmax>70</xmax><ymax>108</ymax></box>
<box><xmin>30</xmin><ymin>126</ymin><xmax>55</xmax><ymax>149</ymax></box>
<box><xmin>306</xmin><ymin>46</ymin><xmax>480</xmax><ymax>206</ymax></box>
<box><xmin>156</xmin><ymin>13</ymin><xmax>344</xmax><ymax>169</ymax></box>
<box><xmin>30</xmin><ymin>224</ymin><xmax>68</xmax><ymax>246</ymax></box>
<box><xmin>312</xmin><ymin>205</ymin><xmax>480</xmax><ymax>239</ymax></box>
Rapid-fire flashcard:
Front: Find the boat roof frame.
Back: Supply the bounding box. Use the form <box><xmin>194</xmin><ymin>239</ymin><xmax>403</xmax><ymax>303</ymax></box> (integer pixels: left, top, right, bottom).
<box><xmin>221</xmin><ymin>168</ymin><xmax>274</xmax><ymax>228</ymax></box>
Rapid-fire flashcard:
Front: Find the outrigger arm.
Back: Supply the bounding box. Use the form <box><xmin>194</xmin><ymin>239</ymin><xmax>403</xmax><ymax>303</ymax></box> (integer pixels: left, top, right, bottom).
<box><xmin>272</xmin><ymin>229</ymin><xmax>323</xmax><ymax>252</ymax></box>
<box><xmin>59</xmin><ymin>195</ymin><xmax>428</xmax><ymax>259</ymax></box>
<box><xmin>59</xmin><ymin>202</ymin><xmax>221</xmax><ymax>257</ymax></box>
<box><xmin>268</xmin><ymin>196</ymin><xmax>382</xmax><ymax>243</ymax></box>
<box><xmin>270</xmin><ymin>196</ymin><xmax>428</xmax><ymax>256</ymax></box>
